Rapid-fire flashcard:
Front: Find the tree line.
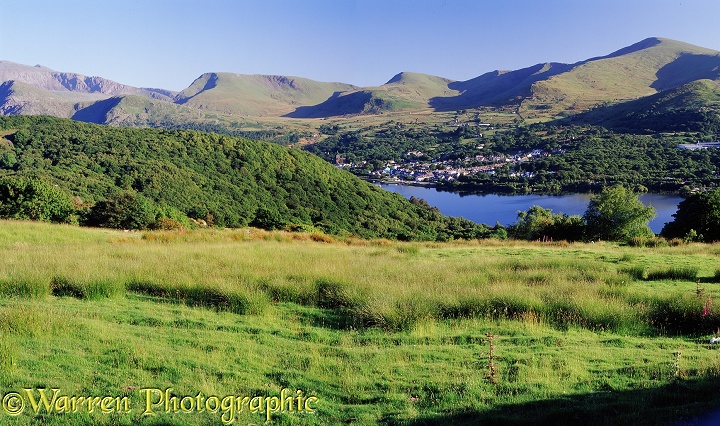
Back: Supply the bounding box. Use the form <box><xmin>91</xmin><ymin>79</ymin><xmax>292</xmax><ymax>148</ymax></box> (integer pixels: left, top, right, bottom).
<box><xmin>508</xmin><ymin>185</ymin><xmax>720</xmax><ymax>244</ymax></box>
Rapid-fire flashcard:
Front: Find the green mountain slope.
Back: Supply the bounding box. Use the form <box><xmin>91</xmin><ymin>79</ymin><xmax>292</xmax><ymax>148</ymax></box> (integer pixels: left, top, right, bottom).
<box><xmin>524</xmin><ymin>37</ymin><xmax>720</xmax><ymax>115</ymax></box>
<box><xmin>430</xmin><ymin>62</ymin><xmax>574</xmax><ymax>110</ymax></box>
<box><xmin>175</xmin><ymin>73</ymin><xmax>358</xmax><ymax>116</ymax></box>
<box><xmin>287</xmin><ymin>71</ymin><xmax>459</xmax><ymax>117</ymax></box>
<box><xmin>230</xmin><ymin>37</ymin><xmax>720</xmax><ymax>119</ymax></box>
<box><xmin>429</xmin><ymin>37</ymin><xmax>720</xmax><ymax>117</ymax></box>
<box><xmin>72</xmin><ymin>94</ymin><xmax>209</xmax><ymax>127</ymax></box>
<box><xmin>0</xmin><ymin>115</ymin><xmax>494</xmax><ymax>240</ymax></box>
<box><xmin>566</xmin><ymin>79</ymin><xmax>720</xmax><ymax>133</ymax></box>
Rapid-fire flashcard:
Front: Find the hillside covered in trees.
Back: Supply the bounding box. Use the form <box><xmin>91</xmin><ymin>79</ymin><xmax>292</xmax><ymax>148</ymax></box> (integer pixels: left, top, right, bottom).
<box><xmin>0</xmin><ymin>115</ymin><xmax>499</xmax><ymax>241</ymax></box>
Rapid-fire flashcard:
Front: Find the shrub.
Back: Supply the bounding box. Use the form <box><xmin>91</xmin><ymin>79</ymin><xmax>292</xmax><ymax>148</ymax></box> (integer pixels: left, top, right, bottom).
<box><xmin>151</xmin><ymin>217</ymin><xmax>184</xmax><ymax>231</ymax></box>
<box><xmin>0</xmin><ymin>176</ymin><xmax>75</xmax><ymax>223</ymax></box>
<box><xmin>662</xmin><ymin>189</ymin><xmax>720</xmax><ymax>242</ymax></box>
<box><xmin>85</xmin><ymin>192</ymin><xmax>157</xmax><ymax>229</ymax></box>
<box><xmin>508</xmin><ymin>205</ymin><xmax>585</xmax><ymax>242</ymax></box>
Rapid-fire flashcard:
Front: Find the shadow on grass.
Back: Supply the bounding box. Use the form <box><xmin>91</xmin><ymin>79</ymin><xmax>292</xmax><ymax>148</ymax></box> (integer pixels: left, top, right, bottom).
<box><xmin>296</xmin><ymin>306</ymin><xmax>360</xmax><ymax>330</ymax></box>
<box><xmin>392</xmin><ymin>377</ymin><xmax>720</xmax><ymax>426</ymax></box>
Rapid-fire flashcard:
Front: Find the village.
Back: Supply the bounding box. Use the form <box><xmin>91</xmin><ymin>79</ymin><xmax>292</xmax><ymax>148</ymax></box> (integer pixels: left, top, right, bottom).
<box><xmin>336</xmin><ymin>147</ymin><xmax>557</xmax><ymax>184</ymax></box>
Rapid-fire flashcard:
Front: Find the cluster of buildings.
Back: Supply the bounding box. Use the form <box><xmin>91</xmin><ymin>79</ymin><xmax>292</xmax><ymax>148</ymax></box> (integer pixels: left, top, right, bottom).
<box><xmin>678</xmin><ymin>142</ymin><xmax>720</xmax><ymax>151</ymax></box>
<box><xmin>337</xmin><ymin>149</ymin><xmax>553</xmax><ymax>183</ymax></box>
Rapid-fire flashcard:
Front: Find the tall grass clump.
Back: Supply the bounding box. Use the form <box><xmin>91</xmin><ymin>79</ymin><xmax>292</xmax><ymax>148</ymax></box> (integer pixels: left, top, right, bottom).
<box><xmin>127</xmin><ymin>280</ymin><xmax>268</xmax><ymax>315</ymax></box>
<box><xmin>51</xmin><ymin>276</ymin><xmax>125</xmax><ymax>300</ymax></box>
<box><xmin>383</xmin><ymin>297</ymin><xmax>437</xmax><ymax>331</ymax></box>
<box><xmin>647</xmin><ymin>294</ymin><xmax>720</xmax><ymax>335</ymax></box>
<box><xmin>557</xmin><ymin>297</ymin><xmax>639</xmax><ymax>333</ymax></box>
<box><xmin>437</xmin><ymin>294</ymin><xmax>537</xmax><ymax>321</ymax></box>
<box><xmin>621</xmin><ymin>265</ymin><xmax>647</xmax><ymax>280</ymax></box>
<box><xmin>0</xmin><ymin>275</ymin><xmax>50</xmax><ymax>298</ymax></box>
<box><xmin>646</xmin><ymin>266</ymin><xmax>699</xmax><ymax>281</ymax></box>
<box><xmin>314</xmin><ymin>278</ymin><xmax>358</xmax><ymax>309</ymax></box>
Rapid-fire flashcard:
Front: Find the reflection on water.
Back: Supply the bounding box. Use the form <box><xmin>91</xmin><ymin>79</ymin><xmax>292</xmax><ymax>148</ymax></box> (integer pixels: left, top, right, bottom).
<box><xmin>377</xmin><ymin>183</ymin><xmax>682</xmax><ymax>234</ymax></box>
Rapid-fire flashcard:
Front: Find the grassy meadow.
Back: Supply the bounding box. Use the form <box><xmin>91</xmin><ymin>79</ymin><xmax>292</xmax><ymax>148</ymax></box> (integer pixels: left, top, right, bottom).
<box><xmin>2</xmin><ymin>220</ymin><xmax>720</xmax><ymax>424</ymax></box>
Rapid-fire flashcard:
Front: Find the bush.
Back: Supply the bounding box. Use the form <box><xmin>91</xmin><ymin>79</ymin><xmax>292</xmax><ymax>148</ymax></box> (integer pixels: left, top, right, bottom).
<box><xmin>0</xmin><ymin>176</ymin><xmax>75</xmax><ymax>223</ymax></box>
<box><xmin>508</xmin><ymin>205</ymin><xmax>585</xmax><ymax>242</ymax></box>
<box><xmin>627</xmin><ymin>236</ymin><xmax>668</xmax><ymax>247</ymax></box>
<box><xmin>151</xmin><ymin>217</ymin><xmax>184</xmax><ymax>231</ymax></box>
<box><xmin>85</xmin><ymin>192</ymin><xmax>157</xmax><ymax>230</ymax></box>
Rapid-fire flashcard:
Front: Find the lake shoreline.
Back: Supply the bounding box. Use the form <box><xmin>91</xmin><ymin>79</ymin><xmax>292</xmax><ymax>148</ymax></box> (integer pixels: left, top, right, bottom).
<box><xmin>374</xmin><ymin>182</ymin><xmax>683</xmax><ymax>234</ymax></box>
<box><xmin>366</xmin><ymin>178</ymin><xmax>686</xmax><ymax>198</ymax></box>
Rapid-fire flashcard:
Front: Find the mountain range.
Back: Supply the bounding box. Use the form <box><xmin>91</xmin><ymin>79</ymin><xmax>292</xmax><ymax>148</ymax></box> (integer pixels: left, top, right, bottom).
<box><xmin>1</xmin><ymin>37</ymin><xmax>720</xmax><ymax>126</ymax></box>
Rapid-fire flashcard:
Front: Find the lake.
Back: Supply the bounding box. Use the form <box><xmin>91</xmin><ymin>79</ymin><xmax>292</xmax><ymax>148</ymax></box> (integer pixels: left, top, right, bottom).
<box><xmin>376</xmin><ymin>183</ymin><xmax>683</xmax><ymax>234</ymax></box>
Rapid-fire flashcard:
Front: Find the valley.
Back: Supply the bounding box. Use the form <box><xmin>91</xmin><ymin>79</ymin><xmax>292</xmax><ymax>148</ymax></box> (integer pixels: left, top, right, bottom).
<box><xmin>1</xmin><ymin>35</ymin><xmax>720</xmax><ymax>425</ymax></box>
<box><xmin>3</xmin><ymin>37</ymin><xmax>719</xmax><ymax>197</ymax></box>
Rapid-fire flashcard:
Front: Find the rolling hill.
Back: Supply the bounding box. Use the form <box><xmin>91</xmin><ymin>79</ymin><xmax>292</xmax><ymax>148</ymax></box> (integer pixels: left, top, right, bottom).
<box><xmin>286</xmin><ymin>71</ymin><xmax>459</xmax><ymax>118</ymax></box>
<box><xmin>175</xmin><ymin>72</ymin><xmax>358</xmax><ymax>116</ymax></box>
<box><xmin>0</xmin><ymin>115</ymin><xmax>495</xmax><ymax>240</ymax></box>
<box><xmin>565</xmin><ymin>78</ymin><xmax>720</xmax><ymax>133</ymax></box>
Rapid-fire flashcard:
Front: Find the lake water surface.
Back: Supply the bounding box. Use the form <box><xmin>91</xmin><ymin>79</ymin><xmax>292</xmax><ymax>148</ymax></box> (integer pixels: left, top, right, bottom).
<box><xmin>377</xmin><ymin>183</ymin><xmax>683</xmax><ymax>234</ymax></box>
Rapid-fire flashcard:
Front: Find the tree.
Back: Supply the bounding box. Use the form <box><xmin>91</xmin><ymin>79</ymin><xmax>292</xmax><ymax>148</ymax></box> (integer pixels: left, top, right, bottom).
<box><xmin>85</xmin><ymin>192</ymin><xmax>156</xmax><ymax>230</ymax></box>
<box><xmin>508</xmin><ymin>205</ymin><xmax>585</xmax><ymax>241</ymax></box>
<box><xmin>250</xmin><ymin>207</ymin><xmax>287</xmax><ymax>231</ymax></box>
<box><xmin>661</xmin><ymin>189</ymin><xmax>720</xmax><ymax>242</ymax></box>
<box><xmin>0</xmin><ymin>176</ymin><xmax>75</xmax><ymax>223</ymax></box>
<box><xmin>583</xmin><ymin>185</ymin><xmax>656</xmax><ymax>242</ymax></box>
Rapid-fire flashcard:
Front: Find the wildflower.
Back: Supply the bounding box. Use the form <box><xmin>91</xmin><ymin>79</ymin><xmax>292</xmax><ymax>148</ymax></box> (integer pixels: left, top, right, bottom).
<box><xmin>703</xmin><ymin>295</ymin><xmax>712</xmax><ymax>317</ymax></box>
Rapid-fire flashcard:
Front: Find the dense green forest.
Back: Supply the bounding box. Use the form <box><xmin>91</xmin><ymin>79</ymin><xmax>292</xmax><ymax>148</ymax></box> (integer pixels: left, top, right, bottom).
<box><xmin>305</xmin><ymin>122</ymin><xmax>720</xmax><ymax>193</ymax></box>
<box><xmin>566</xmin><ymin>79</ymin><xmax>720</xmax><ymax>134</ymax></box>
<box><xmin>0</xmin><ymin>115</ymin><xmax>499</xmax><ymax>241</ymax></box>
<box><xmin>488</xmin><ymin>127</ymin><xmax>720</xmax><ymax>193</ymax></box>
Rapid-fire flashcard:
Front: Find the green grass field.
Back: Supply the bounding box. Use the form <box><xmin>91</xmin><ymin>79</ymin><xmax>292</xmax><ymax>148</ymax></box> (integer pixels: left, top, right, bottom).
<box><xmin>2</xmin><ymin>220</ymin><xmax>720</xmax><ymax>425</ymax></box>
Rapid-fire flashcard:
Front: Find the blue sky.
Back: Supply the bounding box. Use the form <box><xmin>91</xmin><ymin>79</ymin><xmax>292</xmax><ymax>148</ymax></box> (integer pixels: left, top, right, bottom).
<box><xmin>1</xmin><ymin>0</ymin><xmax>719</xmax><ymax>91</ymax></box>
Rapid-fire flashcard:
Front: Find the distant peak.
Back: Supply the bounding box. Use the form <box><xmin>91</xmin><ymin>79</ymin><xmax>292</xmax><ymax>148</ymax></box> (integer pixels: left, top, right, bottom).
<box><xmin>598</xmin><ymin>37</ymin><xmax>719</xmax><ymax>61</ymax></box>
<box><xmin>384</xmin><ymin>71</ymin><xmax>452</xmax><ymax>86</ymax></box>
<box><xmin>603</xmin><ymin>37</ymin><xmax>663</xmax><ymax>59</ymax></box>
<box><xmin>386</xmin><ymin>72</ymin><xmax>412</xmax><ymax>84</ymax></box>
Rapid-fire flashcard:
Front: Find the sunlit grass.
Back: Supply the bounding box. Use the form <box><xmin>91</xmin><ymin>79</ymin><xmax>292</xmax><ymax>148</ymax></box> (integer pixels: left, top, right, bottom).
<box><xmin>2</xmin><ymin>220</ymin><xmax>720</xmax><ymax>424</ymax></box>
<box><xmin>2</xmin><ymin>220</ymin><xmax>719</xmax><ymax>334</ymax></box>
